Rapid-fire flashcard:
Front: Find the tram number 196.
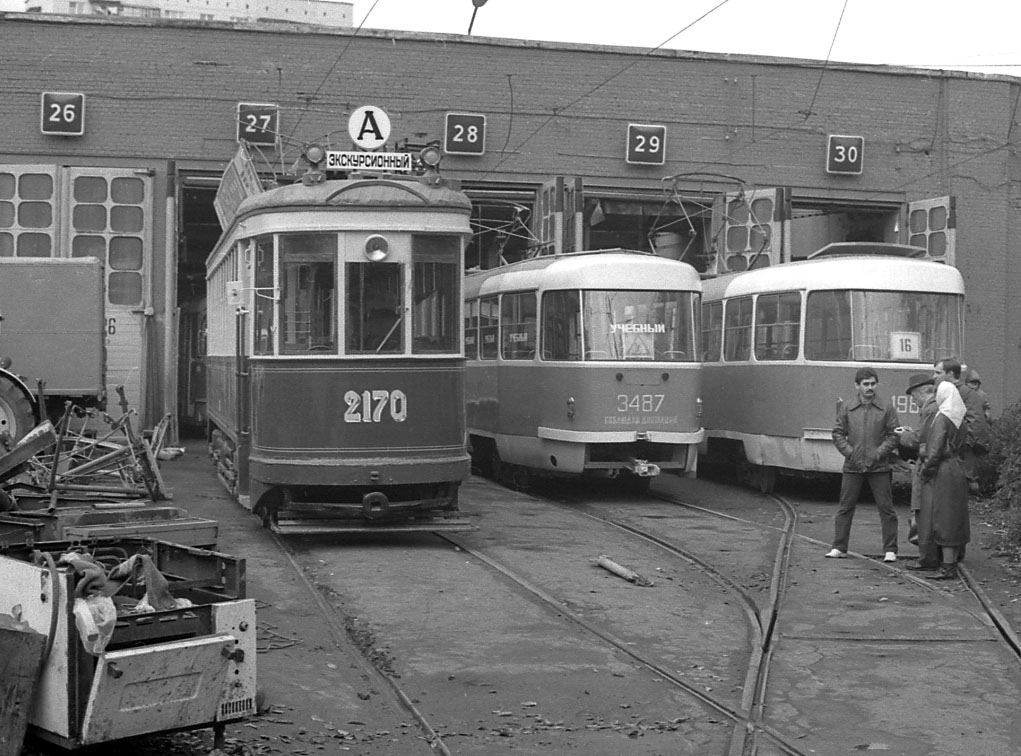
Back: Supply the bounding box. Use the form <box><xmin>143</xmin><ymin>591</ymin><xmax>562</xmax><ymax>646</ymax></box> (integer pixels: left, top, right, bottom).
<box><xmin>344</xmin><ymin>389</ymin><xmax>408</xmax><ymax>423</ymax></box>
<box><xmin>616</xmin><ymin>394</ymin><xmax>665</xmax><ymax>413</ymax></box>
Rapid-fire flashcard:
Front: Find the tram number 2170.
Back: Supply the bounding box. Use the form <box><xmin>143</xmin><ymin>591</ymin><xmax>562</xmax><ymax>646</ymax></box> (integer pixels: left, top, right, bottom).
<box><xmin>344</xmin><ymin>389</ymin><xmax>408</xmax><ymax>423</ymax></box>
<box><xmin>616</xmin><ymin>394</ymin><xmax>665</xmax><ymax>413</ymax></box>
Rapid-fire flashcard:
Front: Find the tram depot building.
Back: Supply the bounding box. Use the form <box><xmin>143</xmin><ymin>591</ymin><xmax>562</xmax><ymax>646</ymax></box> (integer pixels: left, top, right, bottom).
<box><xmin>1</xmin><ymin>12</ymin><xmax>1020</xmax><ymax>431</ymax></box>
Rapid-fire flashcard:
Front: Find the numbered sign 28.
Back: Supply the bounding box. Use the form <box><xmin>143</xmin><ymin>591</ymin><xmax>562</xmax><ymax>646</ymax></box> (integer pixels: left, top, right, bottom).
<box><xmin>826</xmin><ymin>134</ymin><xmax>864</xmax><ymax>175</ymax></box>
<box><xmin>626</xmin><ymin>123</ymin><xmax>666</xmax><ymax>165</ymax></box>
<box><xmin>444</xmin><ymin>112</ymin><xmax>486</xmax><ymax>155</ymax></box>
<box><xmin>40</xmin><ymin>92</ymin><xmax>85</xmax><ymax>136</ymax></box>
<box><xmin>236</xmin><ymin>102</ymin><xmax>279</xmax><ymax>146</ymax></box>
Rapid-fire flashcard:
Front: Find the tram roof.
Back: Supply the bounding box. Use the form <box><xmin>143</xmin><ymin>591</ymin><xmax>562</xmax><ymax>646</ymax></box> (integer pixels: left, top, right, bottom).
<box><xmin>233</xmin><ymin>175</ymin><xmax>472</xmax><ymax>218</ymax></box>
<box><xmin>701</xmin><ymin>255</ymin><xmax>965</xmax><ymax>300</ymax></box>
<box><xmin>465</xmin><ymin>249</ymin><xmax>703</xmax><ymax>296</ymax></box>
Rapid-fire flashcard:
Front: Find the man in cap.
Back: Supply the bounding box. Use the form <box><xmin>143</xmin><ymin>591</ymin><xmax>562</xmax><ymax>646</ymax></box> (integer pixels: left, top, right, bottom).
<box><xmin>933</xmin><ymin>357</ymin><xmax>991</xmax><ymax>493</ymax></box>
<box><xmin>896</xmin><ymin>373</ymin><xmax>941</xmax><ymax>570</ymax></box>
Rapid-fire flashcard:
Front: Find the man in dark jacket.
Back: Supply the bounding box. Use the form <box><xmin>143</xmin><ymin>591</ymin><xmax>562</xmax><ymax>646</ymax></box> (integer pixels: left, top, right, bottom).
<box><xmin>934</xmin><ymin>357</ymin><xmax>991</xmax><ymax>493</ymax></box>
<box><xmin>896</xmin><ymin>373</ymin><xmax>941</xmax><ymax>569</ymax></box>
<box><xmin>826</xmin><ymin>367</ymin><xmax>901</xmax><ymax>562</ymax></box>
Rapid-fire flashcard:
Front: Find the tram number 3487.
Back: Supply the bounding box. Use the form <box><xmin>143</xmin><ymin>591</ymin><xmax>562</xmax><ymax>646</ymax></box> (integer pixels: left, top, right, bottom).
<box><xmin>344</xmin><ymin>389</ymin><xmax>408</xmax><ymax>423</ymax></box>
<box><xmin>617</xmin><ymin>394</ymin><xmax>666</xmax><ymax>413</ymax></box>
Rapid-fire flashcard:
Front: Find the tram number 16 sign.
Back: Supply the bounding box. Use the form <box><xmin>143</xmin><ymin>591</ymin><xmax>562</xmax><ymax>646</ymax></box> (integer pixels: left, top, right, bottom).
<box><xmin>40</xmin><ymin>92</ymin><xmax>85</xmax><ymax>136</ymax></box>
<box><xmin>826</xmin><ymin>134</ymin><xmax>864</xmax><ymax>175</ymax></box>
<box><xmin>626</xmin><ymin>123</ymin><xmax>666</xmax><ymax>165</ymax></box>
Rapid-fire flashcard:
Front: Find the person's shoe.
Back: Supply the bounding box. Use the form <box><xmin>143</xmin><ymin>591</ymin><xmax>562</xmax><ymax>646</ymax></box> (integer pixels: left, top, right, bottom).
<box><xmin>927</xmin><ymin>563</ymin><xmax>959</xmax><ymax>581</ymax></box>
<box><xmin>905</xmin><ymin>561</ymin><xmax>939</xmax><ymax>571</ymax></box>
<box><xmin>824</xmin><ymin>548</ymin><xmax>846</xmax><ymax>558</ymax></box>
<box><xmin>883</xmin><ymin>552</ymin><xmax>897</xmax><ymax>563</ymax></box>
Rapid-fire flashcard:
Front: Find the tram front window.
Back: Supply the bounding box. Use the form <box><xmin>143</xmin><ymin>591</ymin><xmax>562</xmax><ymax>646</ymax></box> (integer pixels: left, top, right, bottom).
<box><xmin>347</xmin><ymin>262</ymin><xmax>403</xmax><ymax>354</ymax></box>
<box><xmin>279</xmin><ymin>234</ymin><xmax>337</xmax><ymax>354</ymax></box>
<box><xmin>578</xmin><ymin>290</ymin><xmax>697</xmax><ymax>362</ymax></box>
<box><xmin>805</xmin><ymin>290</ymin><xmax>963</xmax><ymax>362</ymax></box>
<box><xmin>411</xmin><ymin>235</ymin><xmax>460</xmax><ymax>354</ymax></box>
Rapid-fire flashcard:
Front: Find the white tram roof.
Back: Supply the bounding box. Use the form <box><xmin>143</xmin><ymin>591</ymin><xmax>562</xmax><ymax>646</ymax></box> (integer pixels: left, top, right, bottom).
<box><xmin>465</xmin><ymin>249</ymin><xmax>702</xmax><ymax>298</ymax></box>
<box><xmin>701</xmin><ymin>255</ymin><xmax>965</xmax><ymax>300</ymax></box>
<box><xmin>208</xmin><ymin>176</ymin><xmax>471</xmax><ymax>269</ymax></box>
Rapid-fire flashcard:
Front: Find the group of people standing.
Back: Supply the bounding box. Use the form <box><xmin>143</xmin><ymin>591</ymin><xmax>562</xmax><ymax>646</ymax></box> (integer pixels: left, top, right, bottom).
<box><xmin>824</xmin><ymin>357</ymin><xmax>993</xmax><ymax>581</ymax></box>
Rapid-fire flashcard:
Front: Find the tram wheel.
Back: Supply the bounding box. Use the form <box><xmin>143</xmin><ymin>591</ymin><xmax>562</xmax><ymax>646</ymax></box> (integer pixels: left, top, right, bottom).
<box><xmin>0</xmin><ymin>375</ymin><xmax>35</xmax><ymax>443</ymax></box>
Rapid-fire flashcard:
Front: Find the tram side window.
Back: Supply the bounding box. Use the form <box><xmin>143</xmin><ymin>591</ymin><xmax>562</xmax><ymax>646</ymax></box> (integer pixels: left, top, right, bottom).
<box><xmin>279</xmin><ymin>233</ymin><xmax>337</xmax><ymax>354</ymax></box>
<box><xmin>412</xmin><ymin>235</ymin><xmax>459</xmax><ymax>354</ymax></box>
<box><xmin>501</xmin><ymin>292</ymin><xmax>537</xmax><ymax>360</ymax></box>
<box><xmin>701</xmin><ymin>301</ymin><xmax>723</xmax><ymax>362</ymax></box>
<box><xmin>253</xmin><ymin>236</ymin><xmax>275</xmax><ymax>355</ymax></box>
<box><xmin>754</xmin><ymin>292</ymin><xmax>801</xmax><ymax>361</ymax></box>
<box><xmin>479</xmin><ymin>296</ymin><xmax>499</xmax><ymax>359</ymax></box>
<box><xmin>804</xmin><ymin>291</ymin><xmax>851</xmax><ymax>361</ymax></box>
<box><xmin>347</xmin><ymin>261</ymin><xmax>403</xmax><ymax>354</ymax></box>
<box><xmin>723</xmin><ymin>296</ymin><xmax>753</xmax><ymax>361</ymax></box>
<box><xmin>541</xmin><ymin>290</ymin><xmax>581</xmax><ymax>361</ymax></box>
<box><xmin>464</xmin><ymin>298</ymin><xmax>479</xmax><ymax>359</ymax></box>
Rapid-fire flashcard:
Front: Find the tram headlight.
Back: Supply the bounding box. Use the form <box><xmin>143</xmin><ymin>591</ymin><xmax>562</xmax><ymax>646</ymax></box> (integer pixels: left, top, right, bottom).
<box><xmin>419</xmin><ymin>143</ymin><xmax>442</xmax><ymax>168</ymax></box>
<box><xmin>364</xmin><ymin>234</ymin><xmax>390</xmax><ymax>262</ymax></box>
<box><xmin>304</xmin><ymin>144</ymin><xmax>326</xmax><ymax>166</ymax></box>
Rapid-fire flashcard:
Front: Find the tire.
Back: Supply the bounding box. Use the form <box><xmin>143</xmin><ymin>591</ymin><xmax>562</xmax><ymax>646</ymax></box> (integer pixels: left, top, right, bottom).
<box><xmin>0</xmin><ymin>374</ymin><xmax>36</xmax><ymax>443</ymax></box>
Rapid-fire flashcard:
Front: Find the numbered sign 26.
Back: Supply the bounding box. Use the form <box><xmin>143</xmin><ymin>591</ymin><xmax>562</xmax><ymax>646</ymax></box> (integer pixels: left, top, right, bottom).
<box><xmin>40</xmin><ymin>92</ymin><xmax>85</xmax><ymax>136</ymax></box>
<box><xmin>826</xmin><ymin>134</ymin><xmax>864</xmax><ymax>175</ymax></box>
<box><xmin>237</xmin><ymin>102</ymin><xmax>279</xmax><ymax>146</ymax></box>
<box><xmin>626</xmin><ymin>123</ymin><xmax>666</xmax><ymax>165</ymax></box>
<box><xmin>444</xmin><ymin>112</ymin><xmax>486</xmax><ymax>155</ymax></box>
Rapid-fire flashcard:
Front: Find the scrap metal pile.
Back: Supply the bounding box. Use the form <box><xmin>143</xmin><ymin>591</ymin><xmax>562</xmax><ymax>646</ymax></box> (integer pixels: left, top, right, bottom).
<box><xmin>0</xmin><ymin>391</ymin><xmax>215</xmax><ymax>547</ymax></box>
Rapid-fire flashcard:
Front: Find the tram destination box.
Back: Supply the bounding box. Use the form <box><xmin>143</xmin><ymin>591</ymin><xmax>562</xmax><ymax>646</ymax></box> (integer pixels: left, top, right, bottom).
<box><xmin>0</xmin><ymin>257</ymin><xmax>105</xmax><ymax>395</ymax></box>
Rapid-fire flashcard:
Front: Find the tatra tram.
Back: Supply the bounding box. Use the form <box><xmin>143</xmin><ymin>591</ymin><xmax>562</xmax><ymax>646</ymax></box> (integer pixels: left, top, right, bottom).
<box><xmin>699</xmin><ymin>242</ymin><xmax>965</xmax><ymax>492</ymax></box>
<box><xmin>205</xmin><ymin>148</ymin><xmax>474</xmax><ymax>533</ymax></box>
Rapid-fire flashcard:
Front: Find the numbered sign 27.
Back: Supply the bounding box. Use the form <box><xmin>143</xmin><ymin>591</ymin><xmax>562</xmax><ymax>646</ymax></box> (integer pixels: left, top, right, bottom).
<box><xmin>444</xmin><ymin>112</ymin><xmax>486</xmax><ymax>155</ymax></box>
<box><xmin>826</xmin><ymin>134</ymin><xmax>864</xmax><ymax>175</ymax></box>
<box><xmin>237</xmin><ymin>102</ymin><xmax>279</xmax><ymax>146</ymax></box>
<box><xmin>626</xmin><ymin>123</ymin><xmax>666</xmax><ymax>165</ymax></box>
<box><xmin>40</xmin><ymin>92</ymin><xmax>85</xmax><ymax>136</ymax></box>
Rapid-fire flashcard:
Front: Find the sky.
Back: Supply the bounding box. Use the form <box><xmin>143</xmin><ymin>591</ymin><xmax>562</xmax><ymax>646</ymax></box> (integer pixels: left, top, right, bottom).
<box><xmin>1</xmin><ymin>0</ymin><xmax>1019</xmax><ymax>77</ymax></box>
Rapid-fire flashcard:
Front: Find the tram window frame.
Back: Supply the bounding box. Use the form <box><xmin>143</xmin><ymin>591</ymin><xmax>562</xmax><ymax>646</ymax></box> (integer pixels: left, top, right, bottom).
<box><xmin>411</xmin><ymin>234</ymin><xmax>460</xmax><ymax>355</ymax></box>
<box><xmin>701</xmin><ymin>300</ymin><xmax>723</xmax><ymax>362</ymax></box>
<box><xmin>479</xmin><ymin>295</ymin><xmax>499</xmax><ymax>360</ymax></box>
<box><xmin>464</xmin><ymin>298</ymin><xmax>479</xmax><ymax>359</ymax></box>
<box><xmin>346</xmin><ymin>260</ymin><xmax>404</xmax><ymax>355</ymax></box>
<box><xmin>278</xmin><ymin>233</ymin><xmax>338</xmax><ymax>355</ymax></box>
<box><xmin>253</xmin><ymin>235</ymin><xmax>276</xmax><ymax>356</ymax></box>
<box><xmin>501</xmin><ymin>291</ymin><xmax>537</xmax><ymax>360</ymax></box>
<box><xmin>723</xmin><ymin>295</ymin><xmax>753</xmax><ymax>361</ymax></box>
<box><xmin>541</xmin><ymin>289</ymin><xmax>581</xmax><ymax>361</ymax></box>
<box><xmin>754</xmin><ymin>292</ymin><xmax>801</xmax><ymax>361</ymax></box>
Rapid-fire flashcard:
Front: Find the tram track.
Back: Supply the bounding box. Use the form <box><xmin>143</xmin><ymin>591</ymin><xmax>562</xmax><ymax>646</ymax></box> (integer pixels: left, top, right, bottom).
<box><xmin>654</xmin><ymin>488</ymin><xmax>1021</xmax><ymax>668</ymax></box>
<box><xmin>265</xmin><ymin>529</ymin><xmax>453</xmax><ymax>756</ymax></box>
<box><xmin>439</xmin><ymin>488</ymin><xmax>813</xmax><ymax>756</ymax></box>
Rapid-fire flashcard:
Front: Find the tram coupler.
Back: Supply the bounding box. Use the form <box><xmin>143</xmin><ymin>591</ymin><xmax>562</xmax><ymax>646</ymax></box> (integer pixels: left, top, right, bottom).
<box><xmin>627</xmin><ymin>459</ymin><xmax>661</xmax><ymax>478</ymax></box>
<box><xmin>362</xmin><ymin>491</ymin><xmax>390</xmax><ymax>519</ymax></box>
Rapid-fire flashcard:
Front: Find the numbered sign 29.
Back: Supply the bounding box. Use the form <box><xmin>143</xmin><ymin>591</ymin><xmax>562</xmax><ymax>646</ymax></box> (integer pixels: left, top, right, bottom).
<box><xmin>826</xmin><ymin>134</ymin><xmax>864</xmax><ymax>175</ymax></box>
<box><xmin>626</xmin><ymin>123</ymin><xmax>666</xmax><ymax>165</ymax></box>
<box><xmin>40</xmin><ymin>92</ymin><xmax>85</xmax><ymax>136</ymax></box>
<box><xmin>237</xmin><ymin>102</ymin><xmax>279</xmax><ymax>146</ymax></box>
<box><xmin>444</xmin><ymin>112</ymin><xmax>486</xmax><ymax>155</ymax></box>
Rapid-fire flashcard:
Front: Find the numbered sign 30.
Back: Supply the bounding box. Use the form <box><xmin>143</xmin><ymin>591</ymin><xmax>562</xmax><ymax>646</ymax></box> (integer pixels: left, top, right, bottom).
<box><xmin>626</xmin><ymin>123</ymin><xmax>667</xmax><ymax>165</ymax></box>
<box><xmin>826</xmin><ymin>134</ymin><xmax>864</xmax><ymax>175</ymax></box>
<box><xmin>41</xmin><ymin>92</ymin><xmax>85</xmax><ymax>136</ymax></box>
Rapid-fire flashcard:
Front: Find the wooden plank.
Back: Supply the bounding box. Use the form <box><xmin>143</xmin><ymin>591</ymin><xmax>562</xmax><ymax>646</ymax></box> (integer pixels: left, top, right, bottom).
<box><xmin>0</xmin><ymin>624</ymin><xmax>47</xmax><ymax>756</ymax></box>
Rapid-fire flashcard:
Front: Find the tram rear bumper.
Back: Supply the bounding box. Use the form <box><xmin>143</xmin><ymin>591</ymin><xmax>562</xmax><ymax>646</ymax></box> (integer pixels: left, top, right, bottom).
<box><xmin>248</xmin><ymin>452</ymin><xmax>470</xmax><ymax>487</ymax></box>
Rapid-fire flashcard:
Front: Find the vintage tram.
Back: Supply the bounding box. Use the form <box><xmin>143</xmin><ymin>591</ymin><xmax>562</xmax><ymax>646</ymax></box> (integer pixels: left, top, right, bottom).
<box><xmin>464</xmin><ymin>249</ymin><xmax>704</xmax><ymax>490</ymax></box>
<box><xmin>205</xmin><ymin>161</ymin><xmax>474</xmax><ymax>533</ymax></box>
<box><xmin>699</xmin><ymin>242</ymin><xmax>966</xmax><ymax>492</ymax></box>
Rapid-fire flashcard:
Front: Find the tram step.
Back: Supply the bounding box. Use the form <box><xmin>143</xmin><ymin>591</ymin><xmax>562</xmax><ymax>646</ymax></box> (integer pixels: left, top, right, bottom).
<box><xmin>270</xmin><ymin>515</ymin><xmax>477</xmax><ymax>536</ymax></box>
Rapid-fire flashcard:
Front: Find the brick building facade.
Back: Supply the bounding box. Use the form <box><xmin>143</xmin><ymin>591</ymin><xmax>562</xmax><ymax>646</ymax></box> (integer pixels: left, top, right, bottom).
<box><xmin>1</xmin><ymin>13</ymin><xmax>1018</xmax><ymax>426</ymax></box>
